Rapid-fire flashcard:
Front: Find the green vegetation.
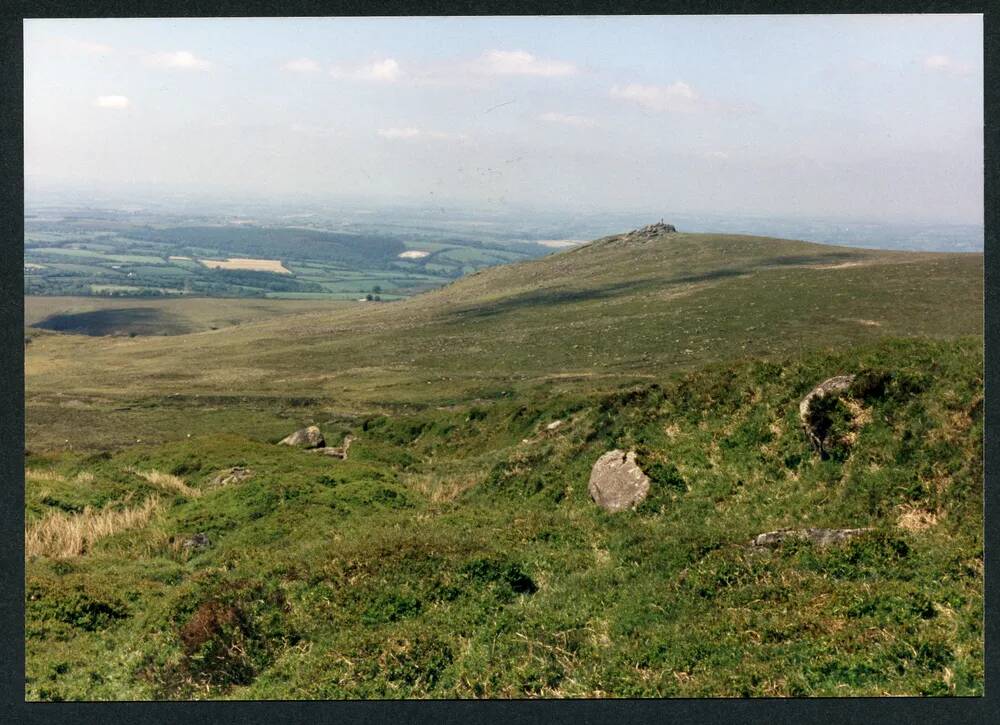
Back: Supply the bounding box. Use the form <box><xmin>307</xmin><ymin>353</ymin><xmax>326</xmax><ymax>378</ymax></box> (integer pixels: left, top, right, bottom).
<box><xmin>24</xmin><ymin>215</ymin><xmax>552</xmax><ymax>300</ymax></box>
<box><xmin>24</xmin><ymin>227</ymin><xmax>983</xmax><ymax>699</ymax></box>
<box><xmin>24</xmin><ymin>337</ymin><xmax>983</xmax><ymax>699</ymax></box>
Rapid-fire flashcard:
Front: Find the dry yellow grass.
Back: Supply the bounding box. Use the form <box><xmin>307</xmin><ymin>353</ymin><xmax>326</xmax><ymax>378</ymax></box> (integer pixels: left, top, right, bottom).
<box><xmin>404</xmin><ymin>471</ymin><xmax>480</xmax><ymax>503</ymax></box>
<box><xmin>25</xmin><ymin>496</ymin><xmax>161</xmax><ymax>558</ymax></box>
<box><xmin>897</xmin><ymin>505</ymin><xmax>941</xmax><ymax>532</ymax></box>
<box><xmin>126</xmin><ymin>468</ymin><xmax>201</xmax><ymax>498</ymax></box>
<box><xmin>25</xmin><ymin>468</ymin><xmax>65</xmax><ymax>483</ymax></box>
<box><xmin>198</xmin><ymin>257</ymin><xmax>291</xmax><ymax>274</ymax></box>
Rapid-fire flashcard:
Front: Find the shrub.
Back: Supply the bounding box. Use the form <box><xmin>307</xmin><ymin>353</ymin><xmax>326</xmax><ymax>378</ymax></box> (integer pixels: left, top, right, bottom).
<box><xmin>362</xmin><ymin>593</ymin><xmax>422</xmax><ymax>625</ymax></box>
<box><xmin>175</xmin><ymin>582</ymin><xmax>296</xmax><ymax>690</ymax></box>
<box><xmin>29</xmin><ymin>585</ymin><xmax>129</xmax><ymax>632</ymax></box>
<box><xmin>460</xmin><ymin>557</ymin><xmax>537</xmax><ymax>598</ymax></box>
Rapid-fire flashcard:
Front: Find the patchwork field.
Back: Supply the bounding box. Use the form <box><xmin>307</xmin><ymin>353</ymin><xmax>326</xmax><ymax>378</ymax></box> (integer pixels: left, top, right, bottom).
<box><xmin>24</xmin><ymin>212</ymin><xmax>554</xmax><ymax>300</ymax></box>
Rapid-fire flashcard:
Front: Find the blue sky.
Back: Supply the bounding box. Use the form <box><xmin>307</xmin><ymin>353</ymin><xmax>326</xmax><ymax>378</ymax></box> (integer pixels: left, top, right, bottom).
<box><xmin>24</xmin><ymin>15</ymin><xmax>983</xmax><ymax>223</ymax></box>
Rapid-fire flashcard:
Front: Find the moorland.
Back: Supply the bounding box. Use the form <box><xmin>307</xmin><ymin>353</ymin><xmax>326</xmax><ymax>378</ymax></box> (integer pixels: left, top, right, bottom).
<box><xmin>23</xmin><ymin>225</ymin><xmax>983</xmax><ymax>699</ymax></box>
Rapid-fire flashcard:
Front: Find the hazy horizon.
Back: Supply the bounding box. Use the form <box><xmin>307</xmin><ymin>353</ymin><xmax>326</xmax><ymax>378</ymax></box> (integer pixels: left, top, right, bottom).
<box><xmin>24</xmin><ymin>15</ymin><xmax>984</xmax><ymax>226</ymax></box>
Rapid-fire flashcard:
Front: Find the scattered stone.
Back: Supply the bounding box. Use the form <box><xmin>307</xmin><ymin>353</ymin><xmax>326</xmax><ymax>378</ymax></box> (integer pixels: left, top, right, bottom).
<box><xmin>749</xmin><ymin>527</ymin><xmax>869</xmax><ymax>549</ymax></box>
<box><xmin>311</xmin><ymin>434</ymin><xmax>356</xmax><ymax>460</ymax></box>
<box><xmin>278</xmin><ymin>425</ymin><xmax>325</xmax><ymax>449</ymax></box>
<box><xmin>799</xmin><ymin>375</ymin><xmax>856</xmax><ymax>454</ymax></box>
<box><xmin>588</xmin><ymin>449</ymin><xmax>652</xmax><ymax>513</ymax></box>
<box><xmin>209</xmin><ymin>466</ymin><xmax>254</xmax><ymax>487</ymax></box>
<box><xmin>181</xmin><ymin>532</ymin><xmax>211</xmax><ymax>551</ymax></box>
<box><xmin>626</xmin><ymin>221</ymin><xmax>677</xmax><ymax>239</ymax></box>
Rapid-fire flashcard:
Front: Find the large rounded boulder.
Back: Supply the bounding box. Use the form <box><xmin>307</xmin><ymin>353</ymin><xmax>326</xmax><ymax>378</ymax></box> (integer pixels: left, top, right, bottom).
<box><xmin>588</xmin><ymin>449</ymin><xmax>651</xmax><ymax>513</ymax></box>
<box><xmin>278</xmin><ymin>425</ymin><xmax>325</xmax><ymax>449</ymax></box>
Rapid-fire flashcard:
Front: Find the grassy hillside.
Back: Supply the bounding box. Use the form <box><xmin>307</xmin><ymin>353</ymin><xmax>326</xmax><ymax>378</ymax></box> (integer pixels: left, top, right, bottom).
<box><xmin>25</xmin><ymin>337</ymin><xmax>983</xmax><ymax>699</ymax></box>
<box><xmin>24</xmin><ymin>227</ymin><xmax>983</xmax><ymax>699</ymax></box>
<box><xmin>26</xmin><ymin>230</ymin><xmax>982</xmax><ymax>450</ymax></box>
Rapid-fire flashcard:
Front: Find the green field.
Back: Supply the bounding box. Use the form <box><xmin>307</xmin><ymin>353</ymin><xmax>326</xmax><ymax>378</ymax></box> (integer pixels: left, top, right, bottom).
<box><xmin>24</xmin><ymin>217</ymin><xmax>552</xmax><ymax>300</ymax></box>
<box><xmin>24</xmin><ymin>228</ymin><xmax>983</xmax><ymax>699</ymax></box>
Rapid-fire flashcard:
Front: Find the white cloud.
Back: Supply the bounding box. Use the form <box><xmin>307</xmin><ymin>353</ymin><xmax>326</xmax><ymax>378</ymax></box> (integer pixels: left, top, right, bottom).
<box><xmin>331</xmin><ymin>58</ymin><xmax>401</xmax><ymax>82</ymax></box>
<box><xmin>94</xmin><ymin>95</ymin><xmax>129</xmax><ymax>109</ymax></box>
<box><xmin>378</xmin><ymin>127</ymin><xmax>421</xmax><ymax>139</ymax></box>
<box><xmin>538</xmin><ymin>112</ymin><xmax>597</xmax><ymax>128</ymax></box>
<box><xmin>366</xmin><ymin>58</ymin><xmax>401</xmax><ymax>81</ymax></box>
<box><xmin>145</xmin><ymin>50</ymin><xmax>212</xmax><ymax>70</ymax></box>
<box><xmin>479</xmin><ymin>50</ymin><xmax>577</xmax><ymax>77</ymax></box>
<box><xmin>923</xmin><ymin>54</ymin><xmax>973</xmax><ymax>75</ymax></box>
<box><xmin>282</xmin><ymin>57</ymin><xmax>320</xmax><ymax>73</ymax></box>
<box><xmin>703</xmin><ymin>150</ymin><xmax>729</xmax><ymax>160</ymax></box>
<box><xmin>610</xmin><ymin>82</ymin><xmax>704</xmax><ymax>113</ymax></box>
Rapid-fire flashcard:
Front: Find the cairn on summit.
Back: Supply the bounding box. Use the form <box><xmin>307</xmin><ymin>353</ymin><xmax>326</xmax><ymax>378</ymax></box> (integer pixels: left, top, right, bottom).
<box><xmin>627</xmin><ymin>220</ymin><xmax>677</xmax><ymax>239</ymax></box>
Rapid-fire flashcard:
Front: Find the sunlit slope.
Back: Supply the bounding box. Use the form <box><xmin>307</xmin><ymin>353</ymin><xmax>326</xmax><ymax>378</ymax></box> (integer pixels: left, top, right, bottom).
<box><xmin>26</xmin><ymin>231</ymin><xmax>982</xmax><ymax>418</ymax></box>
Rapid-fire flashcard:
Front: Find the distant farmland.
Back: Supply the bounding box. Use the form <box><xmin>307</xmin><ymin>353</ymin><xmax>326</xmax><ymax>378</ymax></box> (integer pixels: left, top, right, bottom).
<box><xmin>198</xmin><ymin>257</ymin><xmax>292</xmax><ymax>274</ymax></box>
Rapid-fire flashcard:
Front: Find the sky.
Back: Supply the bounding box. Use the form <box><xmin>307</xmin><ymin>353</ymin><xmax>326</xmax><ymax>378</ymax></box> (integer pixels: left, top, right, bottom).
<box><xmin>23</xmin><ymin>15</ymin><xmax>984</xmax><ymax>224</ymax></box>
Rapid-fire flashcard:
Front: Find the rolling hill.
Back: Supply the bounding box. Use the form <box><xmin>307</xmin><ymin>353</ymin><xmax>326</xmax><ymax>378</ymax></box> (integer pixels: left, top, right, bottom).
<box><xmin>26</xmin><ymin>228</ymin><xmax>982</xmax><ymax>449</ymax></box>
<box><xmin>23</xmin><ymin>226</ymin><xmax>983</xmax><ymax>699</ymax></box>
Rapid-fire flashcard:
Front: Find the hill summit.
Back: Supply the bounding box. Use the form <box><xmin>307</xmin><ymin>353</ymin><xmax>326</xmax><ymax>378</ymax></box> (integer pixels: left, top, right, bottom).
<box><xmin>626</xmin><ymin>220</ymin><xmax>677</xmax><ymax>239</ymax></box>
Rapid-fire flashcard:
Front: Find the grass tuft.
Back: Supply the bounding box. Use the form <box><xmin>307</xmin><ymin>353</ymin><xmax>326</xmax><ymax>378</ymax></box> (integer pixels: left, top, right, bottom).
<box><xmin>25</xmin><ymin>496</ymin><xmax>161</xmax><ymax>558</ymax></box>
<box><xmin>127</xmin><ymin>468</ymin><xmax>202</xmax><ymax>498</ymax></box>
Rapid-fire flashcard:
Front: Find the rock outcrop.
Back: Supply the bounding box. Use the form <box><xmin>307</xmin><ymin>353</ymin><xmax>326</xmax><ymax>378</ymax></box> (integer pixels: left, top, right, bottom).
<box><xmin>311</xmin><ymin>434</ymin><xmax>356</xmax><ymax>460</ymax></box>
<box><xmin>278</xmin><ymin>425</ymin><xmax>325</xmax><ymax>449</ymax></box>
<box><xmin>588</xmin><ymin>449</ymin><xmax>652</xmax><ymax>513</ymax></box>
<box><xmin>750</xmin><ymin>527</ymin><xmax>869</xmax><ymax>549</ymax></box>
<box><xmin>799</xmin><ymin>375</ymin><xmax>856</xmax><ymax>454</ymax></box>
<box><xmin>627</xmin><ymin>221</ymin><xmax>677</xmax><ymax>240</ymax></box>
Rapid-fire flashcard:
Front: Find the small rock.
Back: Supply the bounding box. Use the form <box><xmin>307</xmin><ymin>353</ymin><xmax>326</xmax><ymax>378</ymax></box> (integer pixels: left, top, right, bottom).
<box><xmin>209</xmin><ymin>466</ymin><xmax>254</xmax><ymax>487</ymax></box>
<box><xmin>750</xmin><ymin>527</ymin><xmax>869</xmax><ymax>549</ymax></box>
<box><xmin>545</xmin><ymin>420</ymin><xmax>563</xmax><ymax>431</ymax></box>
<box><xmin>181</xmin><ymin>532</ymin><xmax>211</xmax><ymax>550</ymax></box>
<box><xmin>588</xmin><ymin>449</ymin><xmax>652</xmax><ymax>513</ymax></box>
<box><xmin>278</xmin><ymin>425</ymin><xmax>325</xmax><ymax>449</ymax></box>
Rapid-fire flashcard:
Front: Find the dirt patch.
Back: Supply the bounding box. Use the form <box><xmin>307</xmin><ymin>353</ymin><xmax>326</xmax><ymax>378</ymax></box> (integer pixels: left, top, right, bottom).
<box><xmin>809</xmin><ymin>261</ymin><xmax>869</xmax><ymax>270</ymax></box>
<box><xmin>897</xmin><ymin>505</ymin><xmax>941</xmax><ymax>532</ymax></box>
